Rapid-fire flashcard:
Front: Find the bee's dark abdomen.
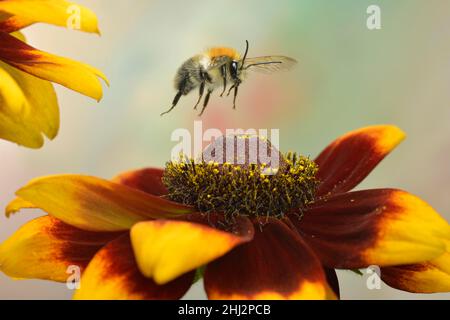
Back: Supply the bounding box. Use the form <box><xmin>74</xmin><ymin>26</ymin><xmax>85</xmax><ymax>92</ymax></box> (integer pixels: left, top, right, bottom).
<box><xmin>175</xmin><ymin>58</ymin><xmax>201</xmax><ymax>95</ymax></box>
<box><xmin>175</xmin><ymin>74</ymin><xmax>193</xmax><ymax>95</ymax></box>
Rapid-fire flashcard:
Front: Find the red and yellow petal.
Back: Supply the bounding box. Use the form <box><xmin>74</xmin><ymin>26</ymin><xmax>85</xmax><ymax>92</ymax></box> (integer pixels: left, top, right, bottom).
<box><xmin>74</xmin><ymin>235</ymin><xmax>195</xmax><ymax>300</ymax></box>
<box><xmin>8</xmin><ymin>175</ymin><xmax>194</xmax><ymax>232</ymax></box>
<box><xmin>294</xmin><ymin>189</ymin><xmax>450</xmax><ymax>269</ymax></box>
<box><xmin>130</xmin><ymin>214</ymin><xmax>254</xmax><ymax>285</ymax></box>
<box><xmin>204</xmin><ymin>218</ymin><xmax>330</xmax><ymax>300</ymax></box>
<box><xmin>0</xmin><ymin>216</ymin><xmax>120</xmax><ymax>282</ymax></box>
<box><xmin>113</xmin><ymin>168</ymin><xmax>168</xmax><ymax>197</ymax></box>
<box><xmin>381</xmin><ymin>250</ymin><xmax>450</xmax><ymax>293</ymax></box>
<box><xmin>315</xmin><ymin>125</ymin><xmax>405</xmax><ymax>198</ymax></box>
<box><xmin>0</xmin><ymin>31</ymin><xmax>108</xmax><ymax>101</ymax></box>
<box><xmin>0</xmin><ymin>12</ymin><xmax>32</xmax><ymax>33</ymax></box>
<box><xmin>0</xmin><ymin>0</ymin><xmax>100</xmax><ymax>33</ymax></box>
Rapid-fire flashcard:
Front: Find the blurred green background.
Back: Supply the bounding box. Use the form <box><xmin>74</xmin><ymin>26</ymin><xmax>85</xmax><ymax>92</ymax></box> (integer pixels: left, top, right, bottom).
<box><xmin>1</xmin><ymin>0</ymin><xmax>450</xmax><ymax>299</ymax></box>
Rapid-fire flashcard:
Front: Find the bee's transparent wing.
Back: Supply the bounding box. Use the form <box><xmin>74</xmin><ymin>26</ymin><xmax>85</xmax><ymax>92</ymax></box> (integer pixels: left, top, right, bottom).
<box><xmin>243</xmin><ymin>56</ymin><xmax>297</xmax><ymax>74</ymax></box>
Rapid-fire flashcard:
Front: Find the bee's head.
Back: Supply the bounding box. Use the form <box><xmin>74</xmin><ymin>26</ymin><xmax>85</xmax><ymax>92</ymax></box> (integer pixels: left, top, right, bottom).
<box><xmin>230</xmin><ymin>40</ymin><xmax>250</xmax><ymax>81</ymax></box>
<box><xmin>230</xmin><ymin>61</ymin><xmax>240</xmax><ymax>80</ymax></box>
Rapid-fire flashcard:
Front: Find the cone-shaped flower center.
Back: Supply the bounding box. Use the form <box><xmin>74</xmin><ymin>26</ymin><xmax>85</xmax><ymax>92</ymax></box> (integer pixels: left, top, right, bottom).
<box><xmin>163</xmin><ymin>135</ymin><xmax>318</xmax><ymax>219</ymax></box>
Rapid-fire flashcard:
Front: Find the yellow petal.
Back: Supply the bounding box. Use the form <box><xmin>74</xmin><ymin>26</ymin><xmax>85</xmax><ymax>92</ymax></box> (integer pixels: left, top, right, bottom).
<box><xmin>0</xmin><ymin>216</ymin><xmax>120</xmax><ymax>282</ymax></box>
<box><xmin>382</xmin><ymin>248</ymin><xmax>450</xmax><ymax>293</ymax></box>
<box><xmin>5</xmin><ymin>197</ymin><xmax>36</xmax><ymax>217</ymax></box>
<box><xmin>0</xmin><ymin>60</ymin><xmax>59</xmax><ymax>148</ymax></box>
<box><xmin>12</xmin><ymin>175</ymin><xmax>194</xmax><ymax>232</ymax></box>
<box><xmin>0</xmin><ymin>0</ymin><xmax>100</xmax><ymax>33</ymax></box>
<box><xmin>130</xmin><ymin>216</ymin><xmax>254</xmax><ymax>285</ymax></box>
<box><xmin>364</xmin><ymin>191</ymin><xmax>450</xmax><ymax>266</ymax></box>
<box><xmin>0</xmin><ymin>31</ymin><xmax>108</xmax><ymax>101</ymax></box>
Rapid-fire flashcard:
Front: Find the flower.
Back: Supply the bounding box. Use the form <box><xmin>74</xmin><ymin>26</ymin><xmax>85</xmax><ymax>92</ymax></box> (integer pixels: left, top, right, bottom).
<box><xmin>1</xmin><ymin>125</ymin><xmax>449</xmax><ymax>300</ymax></box>
<box><xmin>0</xmin><ymin>0</ymin><xmax>108</xmax><ymax>149</ymax></box>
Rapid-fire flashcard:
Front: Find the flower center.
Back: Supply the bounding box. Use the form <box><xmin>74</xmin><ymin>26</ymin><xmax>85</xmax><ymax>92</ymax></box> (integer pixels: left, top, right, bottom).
<box><xmin>163</xmin><ymin>135</ymin><xmax>318</xmax><ymax>219</ymax></box>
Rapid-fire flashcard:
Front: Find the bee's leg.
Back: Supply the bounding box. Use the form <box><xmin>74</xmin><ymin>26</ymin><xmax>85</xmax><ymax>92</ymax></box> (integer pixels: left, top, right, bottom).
<box><xmin>194</xmin><ymin>82</ymin><xmax>205</xmax><ymax>110</ymax></box>
<box><xmin>233</xmin><ymin>84</ymin><xmax>240</xmax><ymax>110</ymax></box>
<box><xmin>199</xmin><ymin>90</ymin><xmax>213</xmax><ymax>117</ymax></box>
<box><xmin>220</xmin><ymin>65</ymin><xmax>227</xmax><ymax>97</ymax></box>
<box><xmin>227</xmin><ymin>84</ymin><xmax>236</xmax><ymax>97</ymax></box>
<box><xmin>161</xmin><ymin>91</ymin><xmax>183</xmax><ymax>116</ymax></box>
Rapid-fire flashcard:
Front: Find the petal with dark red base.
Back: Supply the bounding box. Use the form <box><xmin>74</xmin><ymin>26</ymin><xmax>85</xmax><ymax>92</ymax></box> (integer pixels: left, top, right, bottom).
<box><xmin>74</xmin><ymin>235</ymin><xmax>194</xmax><ymax>300</ymax></box>
<box><xmin>0</xmin><ymin>31</ymin><xmax>107</xmax><ymax>101</ymax></box>
<box><xmin>204</xmin><ymin>218</ymin><xmax>329</xmax><ymax>300</ymax></box>
<box><xmin>131</xmin><ymin>214</ymin><xmax>254</xmax><ymax>285</ymax></box>
<box><xmin>0</xmin><ymin>13</ymin><xmax>31</xmax><ymax>33</ymax></box>
<box><xmin>315</xmin><ymin>125</ymin><xmax>405</xmax><ymax>197</ymax></box>
<box><xmin>293</xmin><ymin>189</ymin><xmax>450</xmax><ymax>269</ymax></box>
<box><xmin>381</xmin><ymin>251</ymin><xmax>450</xmax><ymax>293</ymax></box>
<box><xmin>113</xmin><ymin>168</ymin><xmax>168</xmax><ymax>197</ymax></box>
<box><xmin>8</xmin><ymin>174</ymin><xmax>194</xmax><ymax>232</ymax></box>
<box><xmin>0</xmin><ymin>216</ymin><xmax>121</xmax><ymax>282</ymax></box>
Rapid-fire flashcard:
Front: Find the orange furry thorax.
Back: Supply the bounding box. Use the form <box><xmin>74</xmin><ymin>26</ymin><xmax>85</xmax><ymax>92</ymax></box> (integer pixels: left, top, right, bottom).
<box><xmin>205</xmin><ymin>47</ymin><xmax>240</xmax><ymax>60</ymax></box>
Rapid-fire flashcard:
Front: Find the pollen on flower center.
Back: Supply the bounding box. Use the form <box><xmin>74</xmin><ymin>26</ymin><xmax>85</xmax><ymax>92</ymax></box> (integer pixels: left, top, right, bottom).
<box><xmin>163</xmin><ymin>135</ymin><xmax>319</xmax><ymax>219</ymax></box>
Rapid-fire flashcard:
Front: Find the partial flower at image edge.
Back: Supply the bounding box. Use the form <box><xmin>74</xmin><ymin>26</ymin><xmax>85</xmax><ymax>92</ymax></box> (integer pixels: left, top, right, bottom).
<box><xmin>0</xmin><ymin>125</ymin><xmax>449</xmax><ymax>300</ymax></box>
<box><xmin>0</xmin><ymin>0</ymin><xmax>109</xmax><ymax>149</ymax></box>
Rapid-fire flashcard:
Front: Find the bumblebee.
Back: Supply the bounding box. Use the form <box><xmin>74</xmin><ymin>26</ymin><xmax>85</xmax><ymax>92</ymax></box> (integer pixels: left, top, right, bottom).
<box><xmin>161</xmin><ymin>41</ymin><xmax>297</xmax><ymax>116</ymax></box>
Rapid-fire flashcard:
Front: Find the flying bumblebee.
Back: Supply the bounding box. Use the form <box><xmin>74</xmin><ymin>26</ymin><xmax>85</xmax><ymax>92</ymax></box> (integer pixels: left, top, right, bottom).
<box><xmin>161</xmin><ymin>41</ymin><xmax>297</xmax><ymax>117</ymax></box>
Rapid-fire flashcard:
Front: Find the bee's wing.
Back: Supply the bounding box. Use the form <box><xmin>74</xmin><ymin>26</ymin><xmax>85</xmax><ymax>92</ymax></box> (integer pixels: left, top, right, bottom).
<box><xmin>243</xmin><ymin>56</ymin><xmax>297</xmax><ymax>74</ymax></box>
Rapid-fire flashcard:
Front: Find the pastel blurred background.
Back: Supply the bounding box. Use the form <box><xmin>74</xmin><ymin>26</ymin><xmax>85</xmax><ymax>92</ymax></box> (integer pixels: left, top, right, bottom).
<box><xmin>1</xmin><ymin>0</ymin><xmax>450</xmax><ymax>299</ymax></box>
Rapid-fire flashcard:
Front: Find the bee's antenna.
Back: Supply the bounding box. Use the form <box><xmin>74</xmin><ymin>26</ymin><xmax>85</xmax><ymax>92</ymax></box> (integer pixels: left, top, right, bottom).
<box><xmin>240</xmin><ymin>40</ymin><xmax>250</xmax><ymax>70</ymax></box>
